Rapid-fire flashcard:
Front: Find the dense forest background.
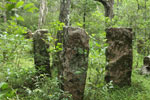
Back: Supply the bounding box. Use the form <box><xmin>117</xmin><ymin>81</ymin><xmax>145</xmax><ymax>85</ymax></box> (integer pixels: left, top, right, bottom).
<box><xmin>1</xmin><ymin>0</ymin><xmax>150</xmax><ymax>100</ymax></box>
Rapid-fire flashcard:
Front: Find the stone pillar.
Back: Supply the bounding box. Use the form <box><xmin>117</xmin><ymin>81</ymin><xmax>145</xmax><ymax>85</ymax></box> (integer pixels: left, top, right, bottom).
<box><xmin>33</xmin><ymin>29</ymin><xmax>51</xmax><ymax>76</ymax></box>
<box><xmin>140</xmin><ymin>56</ymin><xmax>150</xmax><ymax>75</ymax></box>
<box><xmin>143</xmin><ymin>56</ymin><xmax>150</xmax><ymax>66</ymax></box>
<box><xmin>62</xmin><ymin>27</ymin><xmax>89</xmax><ymax>100</ymax></box>
<box><xmin>105</xmin><ymin>28</ymin><xmax>133</xmax><ymax>87</ymax></box>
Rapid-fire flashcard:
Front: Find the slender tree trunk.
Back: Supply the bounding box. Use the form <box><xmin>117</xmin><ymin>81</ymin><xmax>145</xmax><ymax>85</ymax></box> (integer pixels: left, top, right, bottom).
<box><xmin>59</xmin><ymin>0</ymin><xmax>71</xmax><ymax>26</ymax></box>
<box><xmin>54</xmin><ymin>0</ymin><xmax>71</xmax><ymax>79</ymax></box>
<box><xmin>116</xmin><ymin>0</ymin><xmax>120</xmax><ymax>14</ymax></box>
<box><xmin>2</xmin><ymin>0</ymin><xmax>7</xmax><ymax>60</ymax></box>
<box><xmin>95</xmin><ymin>0</ymin><xmax>114</xmax><ymax>19</ymax></box>
<box><xmin>83</xmin><ymin>0</ymin><xmax>87</xmax><ymax>29</ymax></box>
<box><xmin>56</xmin><ymin>0</ymin><xmax>71</xmax><ymax>44</ymax></box>
<box><xmin>136</xmin><ymin>0</ymin><xmax>140</xmax><ymax>12</ymax></box>
<box><xmin>38</xmin><ymin>0</ymin><xmax>48</xmax><ymax>29</ymax></box>
<box><xmin>2</xmin><ymin>0</ymin><xmax>7</xmax><ymax>22</ymax></box>
<box><xmin>144</xmin><ymin>0</ymin><xmax>147</xmax><ymax>38</ymax></box>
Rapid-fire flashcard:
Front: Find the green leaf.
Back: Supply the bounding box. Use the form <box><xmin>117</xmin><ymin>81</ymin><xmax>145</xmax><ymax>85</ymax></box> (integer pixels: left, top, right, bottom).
<box><xmin>6</xmin><ymin>4</ymin><xmax>16</xmax><ymax>11</ymax></box>
<box><xmin>0</xmin><ymin>72</ymin><xmax>5</xmax><ymax>82</ymax></box>
<box><xmin>0</xmin><ymin>4</ymin><xmax>4</xmax><ymax>10</ymax></box>
<box><xmin>26</xmin><ymin>7</ymin><xmax>37</xmax><ymax>13</ymax></box>
<box><xmin>16</xmin><ymin>15</ymin><xmax>24</xmax><ymax>21</ymax></box>
<box><xmin>91</xmin><ymin>34</ymin><xmax>96</xmax><ymax>37</ymax></box>
<box><xmin>24</xmin><ymin>3</ymin><xmax>34</xmax><ymax>10</ymax></box>
<box><xmin>75</xmin><ymin>71</ymin><xmax>82</xmax><ymax>74</ymax></box>
<box><xmin>0</xmin><ymin>93</ymin><xmax>5</xmax><ymax>98</ymax></box>
<box><xmin>76</xmin><ymin>22</ymin><xmax>83</xmax><ymax>27</ymax></box>
<box><xmin>0</xmin><ymin>82</ymin><xmax>9</xmax><ymax>90</ymax></box>
<box><xmin>5</xmin><ymin>89</ymin><xmax>16</xmax><ymax>97</ymax></box>
<box><xmin>7</xmin><ymin>0</ymin><xmax>17</xmax><ymax>3</ymax></box>
<box><xmin>78</xmin><ymin>48</ymin><xmax>84</xmax><ymax>54</ymax></box>
<box><xmin>57</xmin><ymin>43</ymin><xmax>62</xmax><ymax>46</ymax></box>
<box><xmin>16</xmin><ymin>1</ymin><xmax>24</xmax><ymax>8</ymax></box>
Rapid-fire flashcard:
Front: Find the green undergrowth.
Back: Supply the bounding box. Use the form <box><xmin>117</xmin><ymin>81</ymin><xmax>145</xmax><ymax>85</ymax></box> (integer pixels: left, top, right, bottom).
<box><xmin>1</xmin><ymin>48</ymin><xmax>150</xmax><ymax>100</ymax></box>
<box><xmin>0</xmin><ymin>57</ymin><xmax>71</xmax><ymax>100</ymax></box>
<box><xmin>84</xmin><ymin>69</ymin><xmax>150</xmax><ymax>100</ymax></box>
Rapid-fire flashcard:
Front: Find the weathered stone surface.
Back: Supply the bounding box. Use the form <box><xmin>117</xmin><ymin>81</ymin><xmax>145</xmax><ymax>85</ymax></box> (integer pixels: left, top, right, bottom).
<box><xmin>61</xmin><ymin>26</ymin><xmax>89</xmax><ymax>100</ymax></box>
<box><xmin>33</xmin><ymin>29</ymin><xmax>51</xmax><ymax>76</ymax></box>
<box><xmin>140</xmin><ymin>56</ymin><xmax>150</xmax><ymax>75</ymax></box>
<box><xmin>105</xmin><ymin>28</ymin><xmax>133</xmax><ymax>87</ymax></box>
<box><xmin>24</xmin><ymin>30</ymin><xmax>33</xmax><ymax>39</ymax></box>
<box><xmin>143</xmin><ymin>56</ymin><xmax>150</xmax><ymax>66</ymax></box>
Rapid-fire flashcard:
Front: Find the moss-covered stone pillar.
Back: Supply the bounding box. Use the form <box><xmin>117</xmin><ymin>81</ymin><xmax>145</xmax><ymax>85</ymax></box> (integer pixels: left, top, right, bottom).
<box><xmin>105</xmin><ymin>28</ymin><xmax>133</xmax><ymax>87</ymax></box>
<box><xmin>140</xmin><ymin>56</ymin><xmax>150</xmax><ymax>75</ymax></box>
<box><xmin>143</xmin><ymin>56</ymin><xmax>150</xmax><ymax>66</ymax></box>
<box><xmin>33</xmin><ymin>29</ymin><xmax>51</xmax><ymax>76</ymax></box>
<box><xmin>62</xmin><ymin>26</ymin><xmax>89</xmax><ymax>100</ymax></box>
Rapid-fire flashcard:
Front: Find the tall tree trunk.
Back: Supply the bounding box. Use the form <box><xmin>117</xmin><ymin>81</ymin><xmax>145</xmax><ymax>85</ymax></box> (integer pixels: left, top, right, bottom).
<box><xmin>2</xmin><ymin>0</ymin><xmax>7</xmax><ymax>60</ymax></box>
<box><xmin>144</xmin><ymin>0</ymin><xmax>147</xmax><ymax>38</ymax></box>
<box><xmin>57</xmin><ymin>0</ymin><xmax>71</xmax><ymax>44</ymax></box>
<box><xmin>54</xmin><ymin>0</ymin><xmax>71</xmax><ymax>79</ymax></box>
<box><xmin>59</xmin><ymin>0</ymin><xmax>71</xmax><ymax>26</ymax></box>
<box><xmin>136</xmin><ymin>0</ymin><xmax>140</xmax><ymax>12</ymax></box>
<box><xmin>95</xmin><ymin>0</ymin><xmax>114</xmax><ymax>19</ymax></box>
<box><xmin>116</xmin><ymin>0</ymin><xmax>120</xmax><ymax>14</ymax></box>
<box><xmin>2</xmin><ymin>0</ymin><xmax>7</xmax><ymax>22</ymax></box>
<box><xmin>83</xmin><ymin>0</ymin><xmax>87</xmax><ymax>29</ymax></box>
<box><xmin>38</xmin><ymin>0</ymin><xmax>48</xmax><ymax>29</ymax></box>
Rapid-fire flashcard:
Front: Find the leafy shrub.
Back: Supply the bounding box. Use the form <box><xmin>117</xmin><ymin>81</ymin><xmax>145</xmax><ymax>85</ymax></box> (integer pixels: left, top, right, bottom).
<box><xmin>0</xmin><ymin>82</ymin><xmax>16</xmax><ymax>99</ymax></box>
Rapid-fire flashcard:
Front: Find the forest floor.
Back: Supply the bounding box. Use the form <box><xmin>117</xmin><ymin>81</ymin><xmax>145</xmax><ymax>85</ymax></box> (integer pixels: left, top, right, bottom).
<box><xmin>1</xmin><ymin>53</ymin><xmax>150</xmax><ymax>100</ymax></box>
<box><xmin>101</xmin><ymin>70</ymin><xmax>150</xmax><ymax>100</ymax></box>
